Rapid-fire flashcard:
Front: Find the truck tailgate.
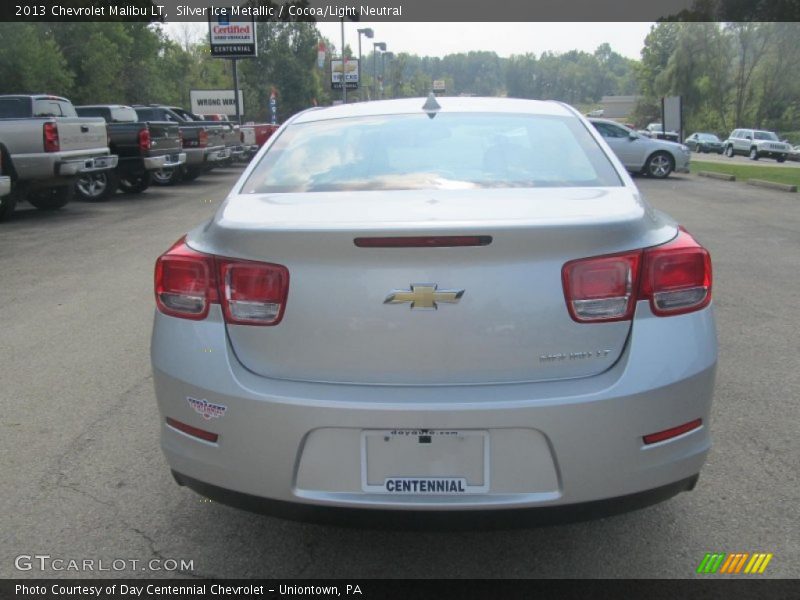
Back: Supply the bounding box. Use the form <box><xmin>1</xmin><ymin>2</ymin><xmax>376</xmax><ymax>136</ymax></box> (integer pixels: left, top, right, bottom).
<box><xmin>55</xmin><ymin>118</ymin><xmax>108</xmax><ymax>152</ymax></box>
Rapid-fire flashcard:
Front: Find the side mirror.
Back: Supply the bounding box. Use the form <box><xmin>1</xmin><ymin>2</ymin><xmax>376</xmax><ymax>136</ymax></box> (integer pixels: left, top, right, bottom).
<box><xmin>745</xmin><ymin>135</ymin><xmax>752</xmax><ymax>140</ymax></box>
<box><xmin>628</xmin><ymin>132</ymin><xmax>639</xmax><ymax>140</ymax></box>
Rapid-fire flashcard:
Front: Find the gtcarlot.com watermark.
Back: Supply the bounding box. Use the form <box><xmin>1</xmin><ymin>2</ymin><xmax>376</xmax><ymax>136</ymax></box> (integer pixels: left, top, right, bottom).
<box><xmin>15</xmin><ymin>554</ymin><xmax>194</xmax><ymax>573</ymax></box>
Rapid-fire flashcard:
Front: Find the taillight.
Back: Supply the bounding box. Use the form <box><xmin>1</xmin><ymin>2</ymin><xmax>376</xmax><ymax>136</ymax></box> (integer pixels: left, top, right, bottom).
<box><xmin>562</xmin><ymin>228</ymin><xmax>711</xmax><ymax>322</ymax></box>
<box><xmin>562</xmin><ymin>251</ymin><xmax>640</xmax><ymax>322</ymax></box>
<box><xmin>640</xmin><ymin>228</ymin><xmax>712</xmax><ymax>316</ymax></box>
<box><xmin>240</xmin><ymin>130</ymin><xmax>245</xmax><ymax>143</ymax></box>
<box><xmin>154</xmin><ymin>237</ymin><xmax>289</xmax><ymax>326</ymax></box>
<box><xmin>43</xmin><ymin>122</ymin><xmax>60</xmax><ymax>152</ymax></box>
<box><xmin>219</xmin><ymin>259</ymin><xmax>289</xmax><ymax>325</ymax></box>
<box><xmin>138</xmin><ymin>128</ymin><xmax>152</xmax><ymax>152</ymax></box>
<box><xmin>178</xmin><ymin>130</ymin><xmax>184</xmax><ymax>147</ymax></box>
<box><xmin>154</xmin><ymin>238</ymin><xmax>217</xmax><ymax>320</ymax></box>
<box><xmin>198</xmin><ymin>129</ymin><xmax>208</xmax><ymax>148</ymax></box>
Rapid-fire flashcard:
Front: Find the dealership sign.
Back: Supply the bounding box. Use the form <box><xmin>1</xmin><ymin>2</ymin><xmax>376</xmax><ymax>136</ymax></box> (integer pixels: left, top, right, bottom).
<box><xmin>331</xmin><ymin>59</ymin><xmax>359</xmax><ymax>90</ymax></box>
<box><xmin>190</xmin><ymin>90</ymin><xmax>244</xmax><ymax>117</ymax></box>
<box><xmin>208</xmin><ymin>12</ymin><xmax>257</xmax><ymax>58</ymax></box>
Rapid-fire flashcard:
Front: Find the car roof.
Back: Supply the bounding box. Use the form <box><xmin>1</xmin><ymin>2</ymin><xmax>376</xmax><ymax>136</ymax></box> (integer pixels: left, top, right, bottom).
<box><xmin>291</xmin><ymin>97</ymin><xmax>576</xmax><ymax>124</ymax></box>
<box><xmin>76</xmin><ymin>104</ymin><xmax>130</xmax><ymax>109</ymax></box>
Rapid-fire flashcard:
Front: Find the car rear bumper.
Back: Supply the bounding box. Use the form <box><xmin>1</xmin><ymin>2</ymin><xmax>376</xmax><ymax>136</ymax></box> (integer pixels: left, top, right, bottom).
<box><xmin>143</xmin><ymin>152</ymin><xmax>186</xmax><ymax>171</ymax></box>
<box><xmin>205</xmin><ymin>147</ymin><xmax>231</xmax><ymax>163</ymax></box>
<box><xmin>172</xmin><ymin>470</ymin><xmax>699</xmax><ymax>528</ymax></box>
<box><xmin>56</xmin><ymin>154</ymin><xmax>118</xmax><ymax>176</ymax></box>
<box><xmin>151</xmin><ymin>301</ymin><xmax>717</xmax><ymax>518</ymax></box>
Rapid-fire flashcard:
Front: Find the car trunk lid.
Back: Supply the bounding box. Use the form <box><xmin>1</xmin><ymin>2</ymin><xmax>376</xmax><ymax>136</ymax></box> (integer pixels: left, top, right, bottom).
<box><xmin>190</xmin><ymin>187</ymin><xmax>676</xmax><ymax>385</ymax></box>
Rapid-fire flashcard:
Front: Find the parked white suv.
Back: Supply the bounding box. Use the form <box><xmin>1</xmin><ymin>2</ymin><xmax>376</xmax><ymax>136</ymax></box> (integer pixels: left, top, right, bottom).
<box><xmin>724</xmin><ymin>129</ymin><xmax>790</xmax><ymax>162</ymax></box>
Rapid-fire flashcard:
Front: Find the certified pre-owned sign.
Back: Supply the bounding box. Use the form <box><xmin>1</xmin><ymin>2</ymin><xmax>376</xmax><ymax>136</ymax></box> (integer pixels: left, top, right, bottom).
<box><xmin>208</xmin><ymin>12</ymin><xmax>257</xmax><ymax>58</ymax></box>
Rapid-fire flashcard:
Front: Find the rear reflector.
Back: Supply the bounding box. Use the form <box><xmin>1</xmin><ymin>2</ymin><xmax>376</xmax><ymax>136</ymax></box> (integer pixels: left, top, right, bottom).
<box><xmin>154</xmin><ymin>237</ymin><xmax>289</xmax><ymax>326</ymax></box>
<box><xmin>355</xmin><ymin>236</ymin><xmax>492</xmax><ymax>248</ymax></box>
<box><xmin>643</xmin><ymin>418</ymin><xmax>702</xmax><ymax>445</ymax></box>
<box><xmin>562</xmin><ymin>228</ymin><xmax>712</xmax><ymax>323</ymax></box>
<box><xmin>166</xmin><ymin>417</ymin><xmax>219</xmax><ymax>443</ymax></box>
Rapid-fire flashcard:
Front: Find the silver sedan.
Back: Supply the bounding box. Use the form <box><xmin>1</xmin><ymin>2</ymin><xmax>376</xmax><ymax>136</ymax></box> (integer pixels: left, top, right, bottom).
<box><xmin>151</xmin><ymin>97</ymin><xmax>716</xmax><ymax>526</ymax></box>
<box><xmin>590</xmin><ymin>118</ymin><xmax>691</xmax><ymax>178</ymax></box>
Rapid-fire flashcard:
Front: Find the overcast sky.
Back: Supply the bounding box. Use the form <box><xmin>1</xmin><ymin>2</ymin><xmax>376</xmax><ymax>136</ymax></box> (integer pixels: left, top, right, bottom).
<box><xmin>165</xmin><ymin>22</ymin><xmax>654</xmax><ymax>60</ymax></box>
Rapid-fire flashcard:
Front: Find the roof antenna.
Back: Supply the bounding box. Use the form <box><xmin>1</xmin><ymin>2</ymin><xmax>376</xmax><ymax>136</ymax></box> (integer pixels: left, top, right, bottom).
<box><xmin>422</xmin><ymin>92</ymin><xmax>441</xmax><ymax>119</ymax></box>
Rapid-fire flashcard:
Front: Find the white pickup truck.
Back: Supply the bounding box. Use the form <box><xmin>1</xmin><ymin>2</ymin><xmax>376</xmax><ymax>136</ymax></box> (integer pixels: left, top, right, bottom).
<box><xmin>0</xmin><ymin>94</ymin><xmax>118</xmax><ymax>220</ymax></box>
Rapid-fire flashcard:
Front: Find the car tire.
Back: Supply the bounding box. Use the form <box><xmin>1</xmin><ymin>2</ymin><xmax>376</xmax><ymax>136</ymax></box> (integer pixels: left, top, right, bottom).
<box><xmin>777</xmin><ymin>155</ymin><xmax>786</xmax><ymax>163</ymax></box>
<box><xmin>749</xmin><ymin>147</ymin><xmax>759</xmax><ymax>160</ymax></box>
<box><xmin>725</xmin><ymin>145</ymin><xmax>734</xmax><ymax>157</ymax></box>
<box><xmin>645</xmin><ymin>152</ymin><xmax>674</xmax><ymax>179</ymax></box>
<box><xmin>0</xmin><ymin>188</ymin><xmax>17</xmax><ymax>222</ymax></box>
<box><xmin>181</xmin><ymin>167</ymin><xmax>203</xmax><ymax>182</ymax></box>
<box><xmin>75</xmin><ymin>170</ymin><xmax>119</xmax><ymax>201</ymax></box>
<box><xmin>151</xmin><ymin>168</ymin><xmax>178</xmax><ymax>186</ymax></box>
<box><xmin>119</xmin><ymin>171</ymin><xmax>152</xmax><ymax>194</ymax></box>
<box><xmin>27</xmin><ymin>185</ymin><xmax>73</xmax><ymax>210</ymax></box>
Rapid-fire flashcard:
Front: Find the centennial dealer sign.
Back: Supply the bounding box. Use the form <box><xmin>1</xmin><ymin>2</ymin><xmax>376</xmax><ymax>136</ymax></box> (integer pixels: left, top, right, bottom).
<box><xmin>208</xmin><ymin>12</ymin><xmax>257</xmax><ymax>58</ymax></box>
<box><xmin>331</xmin><ymin>59</ymin><xmax>359</xmax><ymax>90</ymax></box>
<box><xmin>190</xmin><ymin>90</ymin><xmax>244</xmax><ymax>117</ymax></box>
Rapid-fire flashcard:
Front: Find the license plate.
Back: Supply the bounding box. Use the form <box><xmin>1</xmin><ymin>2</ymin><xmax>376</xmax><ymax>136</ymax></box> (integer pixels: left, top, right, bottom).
<box><xmin>361</xmin><ymin>429</ymin><xmax>489</xmax><ymax>494</ymax></box>
<box><xmin>92</xmin><ymin>157</ymin><xmax>112</xmax><ymax>168</ymax></box>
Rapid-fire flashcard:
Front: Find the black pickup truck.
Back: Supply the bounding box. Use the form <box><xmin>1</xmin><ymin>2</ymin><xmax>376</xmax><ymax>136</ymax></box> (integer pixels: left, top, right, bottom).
<box><xmin>74</xmin><ymin>105</ymin><xmax>186</xmax><ymax>200</ymax></box>
<box><xmin>132</xmin><ymin>105</ymin><xmax>234</xmax><ymax>185</ymax></box>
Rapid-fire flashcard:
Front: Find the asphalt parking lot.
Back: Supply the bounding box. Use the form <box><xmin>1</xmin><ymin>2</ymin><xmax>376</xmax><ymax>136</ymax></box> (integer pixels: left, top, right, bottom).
<box><xmin>1</xmin><ymin>169</ymin><xmax>798</xmax><ymax>579</ymax></box>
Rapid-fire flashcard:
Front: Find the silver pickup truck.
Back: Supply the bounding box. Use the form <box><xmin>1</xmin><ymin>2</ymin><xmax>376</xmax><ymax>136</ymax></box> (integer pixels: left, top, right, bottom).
<box><xmin>0</xmin><ymin>94</ymin><xmax>118</xmax><ymax>219</ymax></box>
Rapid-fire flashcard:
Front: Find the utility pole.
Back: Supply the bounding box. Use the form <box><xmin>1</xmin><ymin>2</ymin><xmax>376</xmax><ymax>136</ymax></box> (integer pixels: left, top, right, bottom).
<box><xmin>340</xmin><ymin>18</ymin><xmax>346</xmax><ymax>104</ymax></box>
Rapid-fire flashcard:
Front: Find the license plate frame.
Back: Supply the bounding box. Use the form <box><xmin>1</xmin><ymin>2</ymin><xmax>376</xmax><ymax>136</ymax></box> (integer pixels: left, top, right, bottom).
<box><xmin>360</xmin><ymin>429</ymin><xmax>490</xmax><ymax>495</ymax></box>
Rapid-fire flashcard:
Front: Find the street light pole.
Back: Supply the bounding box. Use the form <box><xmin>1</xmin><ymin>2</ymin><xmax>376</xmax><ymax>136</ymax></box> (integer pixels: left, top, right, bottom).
<box><xmin>373</xmin><ymin>42</ymin><xmax>386</xmax><ymax>100</ymax></box>
<box><xmin>357</xmin><ymin>28</ymin><xmax>373</xmax><ymax>101</ymax></box>
<box><xmin>382</xmin><ymin>51</ymin><xmax>393</xmax><ymax>99</ymax></box>
<box><xmin>340</xmin><ymin>18</ymin><xmax>346</xmax><ymax>104</ymax></box>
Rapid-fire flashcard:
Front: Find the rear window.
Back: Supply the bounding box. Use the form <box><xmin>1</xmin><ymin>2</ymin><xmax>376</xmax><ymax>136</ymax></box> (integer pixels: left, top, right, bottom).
<box><xmin>241</xmin><ymin>113</ymin><xmax>622</xmax><ymax>193</ymax></box>
<box><xmin>0</xmin><ymin>97</ymin><xmax>32</xmax><ymax>118</ymax></box>
<box><xmin>33</xmin><ymin>99</ymin><xmax>77</xmax><ymax>117</ymax></box>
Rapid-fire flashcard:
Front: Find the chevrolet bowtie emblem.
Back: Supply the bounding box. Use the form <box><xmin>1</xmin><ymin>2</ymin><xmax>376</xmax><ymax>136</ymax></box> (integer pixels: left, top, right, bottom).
<box><xmin>384</xmin><ymin>284</ymin><xmax>465</xmax><ymax>310</ymax></box>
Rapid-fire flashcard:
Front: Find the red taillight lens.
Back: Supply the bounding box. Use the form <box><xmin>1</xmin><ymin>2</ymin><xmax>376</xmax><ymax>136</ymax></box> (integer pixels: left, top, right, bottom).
<box><xmin>166</xmin><ymin>418</ymin><xmax>219</xmax><ymax>443</ymax></box>
<box><xmin>154</xmin><ymin>238</ymin><xmax>217</xmax><ymax>320</ymax></box>
<box><xmin>643</xmin><ymin>418</ymin><xmax>702</xmax><ymax>445</ymax></box>
<box><xmin>640</xmin><ymin>229</ymin><xmax>712</xmax><ymax>316</ymax></box>
<box><xmin>43</xmin><ymin>122</ymin><xmax>59</xmax><ymax>152</ymax></box>
<box><xmin>219</xmin><ymin>260</ymin><xmax>289</xmax><ymax>326</ymax></box>
<box><xmin>562</xmin><ymin>228</ymin><xmax>712</xmax><ymax>323</ymax></box>
<box><xmin>155</xmin><ymin>237</ymin><xmax>289</xmax><ymax>326</ymax></box>
<box><xmin>198</xmin><ymin>129</ymin><xmax>209</xmax><ymax>148</ymax></box>
<box><xmin>562</xmin><ymin>251</ymin><xmax>641</xmax><ymax>322</ymax></box>
<box><xmin>138</xmin><ymin>128</ymin><xmax>152</xmax><ymax>152</ymax></box>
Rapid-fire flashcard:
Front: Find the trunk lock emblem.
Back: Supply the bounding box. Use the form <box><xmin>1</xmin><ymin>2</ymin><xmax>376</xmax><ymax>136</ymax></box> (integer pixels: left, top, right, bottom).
<box><xmin>384</xmin><ymin>284</ymin><xmax>464</xmax><ymax>310</ymax></box>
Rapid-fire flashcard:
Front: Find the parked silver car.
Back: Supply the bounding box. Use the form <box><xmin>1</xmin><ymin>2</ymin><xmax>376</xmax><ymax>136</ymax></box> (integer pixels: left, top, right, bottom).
<box><xmin>590</xmin><ymin>118</ymin><xmax>690</xmax><ymax>178</ymax></box>
<box><xmin>151</xmin><ymin>97</ymin><xmax>716</xmax><ymax>525</ymax></box>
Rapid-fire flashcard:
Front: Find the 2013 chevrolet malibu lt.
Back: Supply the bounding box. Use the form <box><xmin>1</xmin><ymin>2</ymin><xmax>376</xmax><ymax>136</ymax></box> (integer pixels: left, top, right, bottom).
<box><xmin>151</xmin><ymin>97</ymin><xmax>716</xmax><ymax>526</ymax></box>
